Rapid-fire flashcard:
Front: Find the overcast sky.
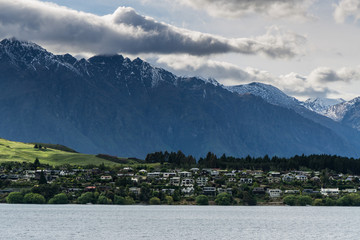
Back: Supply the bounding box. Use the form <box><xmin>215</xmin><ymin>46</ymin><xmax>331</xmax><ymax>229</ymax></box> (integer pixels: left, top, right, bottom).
<box><xmin>1</xmin><ymin>0</ymin><xmax>360</xmax><ymax>100</ymax></box>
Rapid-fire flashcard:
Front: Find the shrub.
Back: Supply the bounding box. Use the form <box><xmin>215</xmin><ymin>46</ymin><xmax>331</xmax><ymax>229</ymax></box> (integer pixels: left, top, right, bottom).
<box><xmin>195</xmin><ymin>195</ymin><xmax>209</xmax><ymax>205</ymax></box>
<box><xmin>114</xmin><ymin>195</ymin><xmax>135</xmax><ymax>205</ymax></box>
<box><xmin>149</xmin><ymin>197</ymin><xmax>161</xmax><ymax>205</ymax></box>
<box><xmin>297</xmin><ymin>195</ymin><xmax>313</xmax><ymax>206</ymax></box>
<box><xmin>313</xmin><ymin>199</ymin><xmax>323</xmax><ymax>206</ymax></box>
<box><xmin>24</xmin><ymin>193</ymin><xmax>46</xmax><ymax>204</ymax></box>
<box><xmin>48</xmin><ymin>193</ymin><xmax>69</xmax><ymax>204</ymax></box>
<box><xmin>6</xmin><ymin>192</ymin><xmax>23</xmax><ymax>204</ymax></box>
<box><xmin>77</xmin><ymin>192</ymin><xmax>95</xmax><ymax>204</ymax></box>
<box><xmin>283</xmin><ymin>195</ymin><xmax>297</xmax><ymax>206</ymax></box>
<box><xmin>97</xmin><ymin>195</ymin><xmax>112</xmax><ymax>204</ymax></box>
<box><xmin>165</xmin><ymin>196</ymin><xmax>173</xmax><ymax>205</ymax></box>
<box><xmin>215</xmin><ymin>193</ymin><xmax>232</xmax><ymax>206</ymax></box>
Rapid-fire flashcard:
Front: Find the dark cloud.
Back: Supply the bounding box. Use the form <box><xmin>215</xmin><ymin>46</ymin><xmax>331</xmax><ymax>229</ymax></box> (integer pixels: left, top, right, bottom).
<box><xmin>0</xmin><ymin>0</ymin><xmax>304</xmax><ymax>58</ymax></box>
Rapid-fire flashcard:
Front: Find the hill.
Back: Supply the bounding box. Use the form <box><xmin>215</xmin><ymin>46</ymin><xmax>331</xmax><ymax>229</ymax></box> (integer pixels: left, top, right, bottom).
<box><xmin>0</xmin><ymin>138</ymin><xmax>129</xmax><ymax>166</ymax></box>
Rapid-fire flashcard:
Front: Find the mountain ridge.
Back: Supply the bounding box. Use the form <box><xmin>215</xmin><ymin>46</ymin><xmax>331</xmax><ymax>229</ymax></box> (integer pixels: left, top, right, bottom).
<box><xmin>0</xmin><ymin>38</ymin><xmax>360</xmax><ymax>158</ymax></box>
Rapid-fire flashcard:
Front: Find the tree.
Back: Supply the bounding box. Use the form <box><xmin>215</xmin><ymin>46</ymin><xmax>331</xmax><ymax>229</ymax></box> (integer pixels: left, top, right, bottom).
<box><xmin>149</xmin><ymin>197</ymin><xmax>161</xmax><ymax>205</ymax></box>
<box><xmin>283</xmin><ymin>195</ymin><xmax>297</xmax><ymax>206</ymax></box>
<box><xmin>33</xmin><ymin>158</ymin><xmax>40</xmax><ymax>168</ymax></box>
<box><xmin>242</xmin><ymin>191</ymin><xmax>257</xmax><ymax>206</ymax></box>
<box><xmin>23</xmin><ymin>193</ymin><xmax>46</xmax><ymax>204</ymax></box>
<box><xmin>215</xmin><ymin>193</ymin><xmax>232</xmax><ymax>205</ymax></box>
<box><xmin>97</xmin><ymin>195</ymin><xmax>112</xmax><ymax>204</ymax></box>
<box><xmin>6</xmin><ymin>192</ymin><xmax>23</xmax><ymax>204</ymax></box>
<box><xmin>297</xmin><ymin>195</ymin><xmax>313</xmax><ymax>206</ymax></box>
<box><xmin>39</xmin><ymin>171</ymin><xmax>47</xmax><ymax>185</ymax></box>
<box><xmin>114</xmin><ymin>195</ymin><xmax>135</xmax><ymax>205</ymax></box>
<box><xmin>165</xmin><ymin>196</ymin><xmax>173</xmax><ymax>205</ymax></box>
<box><xmin>77</xmin><ymin>192</ymin><xmax>95</xmax><ymax>204</ymax></box>
<box><xmin>195</xmin><ymin>195</ymin><xmax>209</xmax><ymax>205</ymax></box>
<box><xmin>48</xmin><ymin>193</ymin><xmax>68</xmax><ymax>204</ymax></box>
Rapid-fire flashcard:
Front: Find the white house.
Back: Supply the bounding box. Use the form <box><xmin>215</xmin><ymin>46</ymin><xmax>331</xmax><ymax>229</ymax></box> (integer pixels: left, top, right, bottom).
<box><xmin>267</xmin><ymin>189</ymin><xmax>282</xmax><ymax>198</ymax></box>
<box><xmin>320</xmin><ymin>188</ymin><xmax>339</xmax><ymax>196</ymax></box>
<box><xmin>181</xmin><ymin>178</ymin><xmax>194</xmax><ymax>186</ymax></box>
<box><xmin>196</xmin><ymin>177</ymin><xmax>208</xmax><ymax>186</ymax></box>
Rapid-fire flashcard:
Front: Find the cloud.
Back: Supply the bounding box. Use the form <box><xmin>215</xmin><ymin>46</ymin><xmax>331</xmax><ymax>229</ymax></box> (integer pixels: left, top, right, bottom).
<box><xmin>155</xmin><ymin>54</ymin><xmax>359</xmax><ymax>99</ymax></box>
<box><xmin>334</xmin><ymin>0</ymin><xmax>360</xmax><ymax>23</ymax></box>
<box><xmin>0</xmin><ymin>0</ymin><xmax>305</xmax><ymax>58</ymax></box>
<box><xmin>177</xmin><ymin>0</ymin><xmax>315</xmax><ymax>19</ymax></box>
<box><xmin>308</xmin><ymin>66</ymin><xmax>360</xmax><ymax>83</ymax></box>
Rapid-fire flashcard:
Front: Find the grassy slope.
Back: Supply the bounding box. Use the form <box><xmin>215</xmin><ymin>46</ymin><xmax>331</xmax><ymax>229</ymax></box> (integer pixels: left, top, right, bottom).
<box><xmin>0</xmin><ymin>138</ymin><xmax>125</xmax><ymax>166</ymax></box>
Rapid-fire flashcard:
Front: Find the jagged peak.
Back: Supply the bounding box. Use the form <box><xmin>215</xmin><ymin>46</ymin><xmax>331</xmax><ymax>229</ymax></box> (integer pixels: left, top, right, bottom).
<box><xmin>0</xmin><ymin>37</ymin><xmax>46</xmax><ymax>53</ymax></box>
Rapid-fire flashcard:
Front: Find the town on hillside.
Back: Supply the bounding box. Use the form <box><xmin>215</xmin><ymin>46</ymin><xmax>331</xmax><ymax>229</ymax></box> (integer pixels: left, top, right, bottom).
<box><xmin>1</xmin><ymin>154</ymin><xmax>360</xmax><ymax>206</ymax></box>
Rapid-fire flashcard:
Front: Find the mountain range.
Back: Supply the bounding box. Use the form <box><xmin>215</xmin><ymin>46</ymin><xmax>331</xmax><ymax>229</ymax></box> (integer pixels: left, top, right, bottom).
<box><xmin>1</xmin><ymin>38</ymin><xmax>360</xmax><ymax>158</ymax></box>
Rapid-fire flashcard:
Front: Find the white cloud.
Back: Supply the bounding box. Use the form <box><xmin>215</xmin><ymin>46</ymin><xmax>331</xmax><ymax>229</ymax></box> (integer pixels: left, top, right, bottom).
<box><xmin>0</xmin><ymin>0</ymin><xmax>305</xmax><ymax>58</ymax></box>
<box><xmin>177</xmin><ymin>0</ymin><xmax>315</xmax><ymax>20</ymax></box>
<box><xmin>334</xmin><ymin>0</ymin><xmax>360</xmax><ymax>23</ymax></box>
<box><xmin>154</xmin><ymin>54</ymin><xmax>360</xmax><ymax>99</ymax></box>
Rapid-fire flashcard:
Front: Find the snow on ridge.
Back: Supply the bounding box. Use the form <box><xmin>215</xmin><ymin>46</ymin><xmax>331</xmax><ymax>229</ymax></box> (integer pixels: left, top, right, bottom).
<box><xmin>225</xmin><ymin>82</ymin><xmax>300</xmax><ymax>108</ymax></box>
<box><xmin>324</xmin><ymin>97</ymin><xmax>360</xmax><ymax>121</ymax></box>
<box><xmin>303</xmin><ymin>97</ymin><xmax>345</xmax><ymax>115</ymax></box>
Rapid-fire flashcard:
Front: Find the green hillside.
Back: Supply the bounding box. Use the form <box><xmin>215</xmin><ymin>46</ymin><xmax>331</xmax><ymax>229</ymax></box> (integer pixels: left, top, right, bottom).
<box><xmin>0</xmin><ymin>138</ymin><xmax>131</xmax><ymax>166</ymax></box>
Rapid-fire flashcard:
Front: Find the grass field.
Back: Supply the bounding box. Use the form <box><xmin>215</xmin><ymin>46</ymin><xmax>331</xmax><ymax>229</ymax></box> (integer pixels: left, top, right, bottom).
<box><xmin>0</xmin><ymin>138</ymin><xmax>127</xmax><ymax>167</ymax></box>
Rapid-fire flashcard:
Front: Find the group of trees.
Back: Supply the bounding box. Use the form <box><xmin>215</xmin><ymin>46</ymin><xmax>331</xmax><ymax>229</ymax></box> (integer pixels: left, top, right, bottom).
<box><xmin>146</xmin><ymin>151</ymin><xmax>360</xmax><ymax>175</ymax></box>
<box><xmin>283</xmin><ymin>193</ymin><xmax>360</xmax><ymax>206</ymax></box>
<box><xmin>145</xmin><ymin>151</ymin><xmax>196</xmax><ymax>167</ymax></box>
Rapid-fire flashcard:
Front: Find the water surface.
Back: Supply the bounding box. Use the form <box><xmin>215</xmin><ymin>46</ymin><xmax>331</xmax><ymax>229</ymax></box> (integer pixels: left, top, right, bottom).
<box><xmin>1</xmin><ymin>204</ymin><xmax>359</xmax><ymax>239</ymax></box>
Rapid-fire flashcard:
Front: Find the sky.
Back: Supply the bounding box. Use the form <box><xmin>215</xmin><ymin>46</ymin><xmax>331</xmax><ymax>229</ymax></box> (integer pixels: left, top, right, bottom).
<box><xmin>1</xmin><ymin>0</ymin><xmax>360</xmax><ymax>101</ymax></box>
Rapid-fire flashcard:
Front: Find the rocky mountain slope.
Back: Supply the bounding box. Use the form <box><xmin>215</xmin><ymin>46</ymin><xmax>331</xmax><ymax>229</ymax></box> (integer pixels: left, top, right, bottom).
<box><xmin>0</xmin><ymin>38</ymin><xmax>359</xmax><ymax>158</ymax></box>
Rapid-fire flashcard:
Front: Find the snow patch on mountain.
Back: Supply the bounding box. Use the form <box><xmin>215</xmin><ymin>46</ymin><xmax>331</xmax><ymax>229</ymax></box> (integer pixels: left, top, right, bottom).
<box><xmin>225</xmin><ymin>82</ymin><xmax>300</xmax><ymax>108</ymax></box>
<box><xmin>324</xmin><ymin>97</ymin><xmax>360</xmax><ymax>121</ymax></box>
<box><xmin>303</xmin><ymin>97</ymin><xmax>345</xmax><ymax>115</ymax></box>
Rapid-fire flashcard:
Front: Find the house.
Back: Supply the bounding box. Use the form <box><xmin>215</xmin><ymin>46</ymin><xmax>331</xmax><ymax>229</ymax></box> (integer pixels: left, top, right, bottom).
<box><xmin>224</xmin><ymin>173</ymin><xmax>236</xmax><ymax>177</ymax></box>
<box><xmin>302</xmin><ymin>189</ymin><xmax>314</xmax><ymax>194</ymax></box>
<box><xmin>282</xmin><ymin>174</ymin><xmax>294</xmax><ymax>182</ymax></box>
<box><xmin>181</xmin><ymin>178</ymin><xmax>194</xmax><ymax>186</ymax></box>
<box><xmin>196</xmin><ymin>177</ymin><xmax>208</xmax><ymax>186</ymax></box>
<box><xmin>268</xmin><ymin>171</ymin><xmax>281</xmax><ymax>177</ymax></box>
<box><xmin>129</xmin><ymin>187</ymin><xmax>141</xmax><ymax>196</ymax></box>
<box><xmin>190</xmin><ymin>168</ymin><xmax>199</xmax><ymax>173</ymax></box>
<box><xmin>170</xmin><ymin>177</ymin><xmax>180</xmax><ymax>186</ymax></box>
<box><xmin>240</xmin><ymin>178</ymin><xmax>253</xmax><ymax>184</ymax></box>
<box><xmin>210</xmin><ymin>170</ymin><xmax>219</xmax><ymax>176</ymax></box>
<box><xmin>85</xmin><ymin>186</ymin><xmax>96</xmax><ymax>191</ymax></box>
<box><xmin>179</xmin><ymin>171</ymin><xmax>192</xmax><ymax>178</ymax></box>
<box><xmin>100</xmin><ymin>175</ymin><xmax>112</xmax><ymax>181</ymax></box>
<box><xmin>163</xmin><ymin>172</ymin><xmax>177</xmax><ymax>178</ymax></box>
<box><xmin>147</xmin><ymin>172</ymin><xmax>161</xmax><ymax>178</ymax></box>
<box><xmin>342</xmin><ymin>189</ymin><xmax>357</xmax><ymax>193</ymax></box>
<box><xmin>252</xmin><ymin>187</ymin><xmax>265</xmax><ymax>194</ymax></box>
<box><xmin>267</xmin><ymin>189</ymin><xmax>282</xmax><ymax>198</ymax></box>
<box><xmin>181</xmin><ymin>187</ymin><xmax>194</xmax><ymax>195</ymax></box>
<box><xmin>227</xmin><ymin>177</ymin><xmax>237</xmax><ymax>183</ymax></box>
<box><xmin>267</xmin><ymin>177</ymin><xmax>281</xmax><ymax>183</ymax></box>
<box><xmin>320</xmin><ymin>188</ymin><xmax>339</xmax><ymax>196</ymax></box>
<box><xmin>295</xmin><ymin>175</ymin><xmax>308</xmax><ymax>182</ymax></box>
<box><xmin>203</xmin><ymin>187</ymin><xmax>216</xmax><ymax>196</ymax></box>
<box><xmin>138</xmin><ymin>169</ymin><xmax>147</xmax><ymax>174</ymax></box>
<box><xmin>284</xmin><ymin>190</ymin><xmax>300</xmax><ymax>194</ymax></box>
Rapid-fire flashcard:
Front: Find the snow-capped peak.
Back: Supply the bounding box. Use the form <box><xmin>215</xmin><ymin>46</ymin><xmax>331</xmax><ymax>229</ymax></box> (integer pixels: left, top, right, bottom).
<box><xmin>303</xmin><ymin>97</ymin><xmax>345</xmax><ymax>115</ymax></box>
<box><xmin>324</xmin><ymin>97</ymin><xmax>360</xmax><ymax>121</ymax></box>
<box><xmin>224</xmin><ymin>82</ymin><xmax>300</xmax><ymax>108</ymax></box>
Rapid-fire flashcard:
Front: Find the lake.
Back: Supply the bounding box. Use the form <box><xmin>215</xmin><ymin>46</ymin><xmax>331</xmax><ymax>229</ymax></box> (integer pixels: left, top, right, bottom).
<box><xmin>1</xmin><ymin>204</ymin><xmax>359</xmax><ymax>239</ymax></box>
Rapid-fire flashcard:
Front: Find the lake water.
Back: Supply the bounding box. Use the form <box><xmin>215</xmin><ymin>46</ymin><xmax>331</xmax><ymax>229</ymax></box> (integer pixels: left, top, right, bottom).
<box><xmin>1</xmin><ymin>204</ymin><xmax>359</xmax><ymax>239</ymax></box>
